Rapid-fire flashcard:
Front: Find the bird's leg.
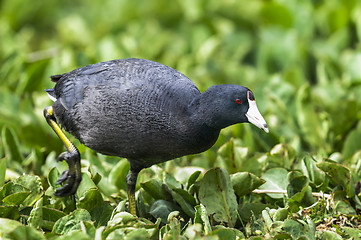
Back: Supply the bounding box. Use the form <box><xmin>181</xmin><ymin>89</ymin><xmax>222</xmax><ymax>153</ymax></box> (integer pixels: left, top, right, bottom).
<box><xmin>126</xmin><ymin>166</ymin><xmax>140</xmax><ymax>216</ymax></box>
<box><xmin>44</xmin><ymin>106</ymin><xmax>82</xmax><ymax>196</ymax></box>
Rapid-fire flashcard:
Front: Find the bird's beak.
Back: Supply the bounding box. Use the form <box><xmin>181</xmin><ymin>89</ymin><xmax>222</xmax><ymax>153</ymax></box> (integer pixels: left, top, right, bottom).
<box><xmin>245</xmin><ymin>99</ymin><xmax>269</xmax><ymax>133</ymax></box>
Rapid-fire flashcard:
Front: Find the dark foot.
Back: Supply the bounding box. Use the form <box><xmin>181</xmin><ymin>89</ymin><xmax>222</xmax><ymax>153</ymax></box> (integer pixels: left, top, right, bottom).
<box><xmin>54</xmin><ymin>151</ymin><xmax>82</xmax><ymax>197</ymax></box>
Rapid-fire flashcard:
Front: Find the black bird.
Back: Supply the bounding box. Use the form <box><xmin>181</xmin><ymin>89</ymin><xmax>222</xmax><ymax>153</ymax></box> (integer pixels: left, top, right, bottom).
<box><xmin>44</xmin><ymin>58</ymin><xmax>268</xmax><ymax>215</ymax></box>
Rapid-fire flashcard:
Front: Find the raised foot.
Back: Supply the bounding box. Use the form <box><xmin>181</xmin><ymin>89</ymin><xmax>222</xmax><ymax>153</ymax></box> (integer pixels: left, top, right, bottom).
<box><xmin>54</xmin><ymin>151</ymin><xmax>82</xmax><ymax>197</ymax></box>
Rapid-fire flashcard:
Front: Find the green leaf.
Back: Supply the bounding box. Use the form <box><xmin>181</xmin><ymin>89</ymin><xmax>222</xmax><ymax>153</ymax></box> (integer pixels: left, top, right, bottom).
<box><xmin>198</xmin><ymin>168</ymin><xmax>238</xmax><ymax>227</ymax></box>
<box><xmin>5</xmin><ymin>225</ymin><xmax>46</xmax><ymax>240</ymax></box>
<box><xmin>343</xmin><ymin>122</ymin><xmax>361</xmax><ymax>159</ymax></box>
<box><xmin>0</xmin><ymin>157</ymin><xmax>6</xmax><ymax>187</ymax></box>
<box><xmin>0</xmin><ymin>218</ymin><xmax>22</xmax><ymax>235</ymax></box>
<box><xmin>77</xmin><ymin>188</ymin><xmax>103</xmax><ymax>213</ymax></box>
<box><xmin>0</xmin><ymin>182</ymin><xmax>31</xmax><ymax>206</ymax></box>
<box><xmin>140</xmin><ymin>178</ymin><xmax>168</xmax><ymax>200</ymax></box>
<box><xmin>194</xmin><ymin>204</ymin><xmax>212</xmax><ymax>234</ymax></box>
<box><xmin>169</xmin><ymin>188</ymin><xmax>196</xmax><ymax>217</ymax></box>
<box><xmin>108</xmin><ymin>158</ymin><xmax>129</xmax><ymax>190</ymax></box>
<box><xmin>27</xmin><ymin>198</ymin><xmax>43</xmax><ymax>229</ymax></box>
<box><xmin>2</xmin><ymin>126</ymin><xmax>23</xmax><ymax>163</ymax></box>
<box><xmin>0</xmin><ymin>206</ymin><xmax>20</xmax><ymax>219</ymax></box>
<box><xmin>258</xmin><ymin>168</ymin><xmax>288</xmax><ymax>198</ymax></box>
<box><xmin>238</xmin><ymin>203</ymin><xmax>274</xmax><ymax>222</ymax></box>
<box><xmin>317</xmin><ymin>160</ymin><xmax>355</xmax><ymax>198</ymax></box>
<box><xmin>231</xmin><ymin>172</ymin><xmax>265</xmax><ymax>196</ymax></box>
<box><xmin>149</xmin><ymin>200</ymin><xmax>182</xmax><ymax>224</ymax></box>
<box><xmin>41</xmin><ymin>207</ymin><xmax>66</xmax><ymax>231</ymax></box>
<box><xmin>186</xmin><ymin>170</ymin><xmax>201</xmax><ymax>189</ymax></box>
<box><xmin>52</xmin><ymin>209</ymin><xmax>92</xmax><ymax>235</ymax></box>
<box><xmin>76</xmin><ymin>173</ymin><xmax>98</xmax><ymax>198</ymax></box>
<box><xmin>13</xmin><ymin>175</ymin><xmax>43</xmax><ymax>206</ymax></box>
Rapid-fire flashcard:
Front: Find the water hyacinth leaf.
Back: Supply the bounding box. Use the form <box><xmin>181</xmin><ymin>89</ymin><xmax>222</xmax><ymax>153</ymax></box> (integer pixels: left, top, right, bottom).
<box><xmin>198</xmin><ymin>168</ymin><xmax>238</xmax><ymax>227</ymax></box>
<box><xmin>295</xmin><ymin>84</ymin><xmax>323</xmax><ymax>151</ymax></box>
<box><xmin>215</xmin><ymin>138</ymin><xmax>248</xmax><ymax>174</ymax></box>
<box><xmin>140</xmin><ymin>178</ymin><xmax>168</xmax><ymax>200</ymax></box>
<box><xmin>0</xmin><ymin>182</ymin><xmax>31</xmax><ymax>206</ymax></box>
<box><xmin>169</xmin><ymin>189</ymin><xmax>195</xmax><ymax>217</ymax></box>
<box><xmin>194</xmin><ymin>204</ymin><xmax>212</xmax><ymax>234</ymax></box>
<box><xmin>186</xmin><ymin>170</ymin><xmax>202</xmax><ymax>189</ymax></box>
<box><xmin>13</xmin><ymin>175</ymin><xmax>43</xmax><ymax>206</ymax></box>
<box><xmin>76</xmin><ymin>173</ymin><xmax>98</xmax><ymax>198</ymax></box>
<box><xmin>77</xmin><ymin>188</ymin><xmax>103</xmax><ymax>213</ymax></box>
<box><xmin>41</xmin><ymin>207</ymin><xmax>67</xmax><ymax>231</ymax></box>
<box><xmin>231</xmin><ymin>172</ymin><xmax>265</xmax><ymax>196</ymax></box>
<box><xmin>2</xmin><ymin>126</ymin><xmax>23</xmax><ymax>163</ymax></box>
<box><xmin>334</xmin><ymin>201</ymin><xmax>357</xmax><ymax>215</ymax></box>
<box><xmin>0</xmin><ymin>206</ymin><xmax>20</xmax><ymax>219</ymax></box>
<box><xmin>27</xmin><ymin>198</ymin><xmax>43</xmax><ymax>229</ymax></box>
<box><xmin>47</xmin><ymin>167</ymin><xmax>59</xmax><ymax>189</ymax></box>
<box><xmin>300</xmin><ymin>155</ymin><xmax>325</xmax><ymax>187</ymax></box>
<box><xmin>108</xmin><ymin>158</ymin><xmax>129</xmax><ymax>190</ymax></box>
<box><xmin>209</xmin><ymin>228</ymin><xmax>236</xmax><ymax>239</ymax></box>
<box><xmin>52</xmin><ymin>208</ymin><xmax>92</xmax><ymax>235</ymax></box>
<box><xmin>258</xmin><ymin>168</ymin><xmax>288</xmax><ymax>198</ymax></box>
<box><xmin>107</xmin><ymin>212</ymin><xmax>137</xmax><ymax>227</ymax></box>
<box><xmin>317</xmin><ymin>160</ymin><xmax>355</xmax><ymax>198</ymax></box>
<box><xmin>149</xmin><ymin>200</ymin><xmax>183</xmax><ymax>224</ymax></box>
<box><xmin>5</xmin><ymin>225</ymin><xmax>46</xmax><ymax>240</ymax></box>
<box><xmin>0</xmin><ymin>157</ymin><xmax>6</xmax><ymax>187</ymax></box>
<box><xmin>90</xmin><ymin>202</ymin><xmax>113</xmax><ymax>227</ymax></box>
<box><xmin>343</xmin><ymin>123</ymin><xmax>361</xmax><ymax>159</ymax></box>
<box><xmin>268</xmin><ymin>144</ymin><xmax>296</xmax><ymax>169</ymax></box>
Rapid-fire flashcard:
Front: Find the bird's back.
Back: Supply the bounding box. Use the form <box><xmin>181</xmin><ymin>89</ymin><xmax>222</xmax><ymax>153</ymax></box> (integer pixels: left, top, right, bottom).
<box><xmin>50</xmin><ymin>59</ymin><xmax>217</xmax><ymax>167</ymax></box>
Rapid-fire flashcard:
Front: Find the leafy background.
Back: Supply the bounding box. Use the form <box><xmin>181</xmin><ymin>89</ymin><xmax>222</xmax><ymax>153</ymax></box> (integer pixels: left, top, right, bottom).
<box><xmin>1</xmin><ymin>0</ymin><xmax>361</xmax><ymax>239</ymax></box>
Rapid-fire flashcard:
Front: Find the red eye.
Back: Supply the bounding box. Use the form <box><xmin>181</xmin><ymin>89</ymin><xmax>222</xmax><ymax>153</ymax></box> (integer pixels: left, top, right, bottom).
<box><xmin>236</xmin><ymin>99</ymin><xmax>242</xmax><ymax>104</ymax></box>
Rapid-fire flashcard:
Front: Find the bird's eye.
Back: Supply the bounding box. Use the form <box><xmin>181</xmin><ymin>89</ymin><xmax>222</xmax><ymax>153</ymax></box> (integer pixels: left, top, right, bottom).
<box><xmin>236</xmin><ymin>99</ymin><xmax>242</xmax><ymax>104</ymax></box>
<box><xmin>247</xmin><ymin>91</ymin><xmax>255</xmax><ymax>101</ymax></box>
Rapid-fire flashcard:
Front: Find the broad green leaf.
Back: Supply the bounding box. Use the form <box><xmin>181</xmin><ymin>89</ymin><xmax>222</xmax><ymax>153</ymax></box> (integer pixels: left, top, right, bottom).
<box><xmin>27</xmin><ymin>198</ymin><xmax>43</xmax><ymax>229</ymax></box>
<box><xmin>0</xmin><ymin>218</ymin><xmax>22</xmax><ymax>234</ymax></box>
<box><xmin>90</xmin><ymin>202</ymin><xmax>113</xmax><ymax>227</ymax></box>
<box><xmin>238</xmin><ymin>203</ymin><xmax>274</xmax><ymax>222</ymax></box>
<box><xmin>76</xmin><ymin>172</ymin><xmax>98</xmax><ymax>198</ymax></box>
<box><xmin>0</xmin><ymin>182</ymin><xmax>31</xmax><ymax>205</ymax></box>
<box><xmin>5</xmin><ymin>225</ymin><xmax>46</xmax><ymax>240</ymax></box>
<box><xmin>317</xmin><ymin>160</ymin><xmax>355</xmax><ymax>198</ymax></box>
<box><xmin>198</xmin><ymin>168</ymin><xmax>238</xmax><ymax>227</ymax></box>
<box><xmin>231</xmin><ymin>172</ymin><xmax>265</xmax><ymax>196</ymax></box>
<box><xmin>149</xmin><ymin>200</ymin><xmax>183</xmax><ymax>224</ymax></box>
<box><xmin>77</xmin><ymin>188</ymin><xmax>103</xmax><ymax>213</ymax></box>
<box><xmin>0</xmin><ymin>157</ymin><xmax>6</xmax><ymax>187</ymax></box>
<box><xmin>108</xmin><ymin>158</ymin><xmax>129</xmax><ymax>190</ymax></box>
<box><xmin>52</xmin><ymin>209</ymin><xmax>92</xmax><ymax>235</ymax></box>
<box><xmin>194</xmin><ymin>204</ymin><xmax>212</xmax><ymax>234</ymax></box>
<box><xmin>343</xmin><ymin>122</ymin><xmax>361</xmax><ymax>159</ymax></box>
<box><xmin>0</xmin><ymin>206</ymin><xmax>20</xmax><ymax>219</ymax></box>
<box><xmin>13</xmin><ymin>175</ymin><xmax>43</xmax><ymax>206</ymax></box>
<box><xmin>2</xmin><ymin>126</ymin><xmax>23</xmax><ymax>163</ymax></box>
<box><xmin>107</xmin><ymin>212</ymin><xmax>137</xmax><ymax>227</ymax></box>
<box><xmin>140</xmin><ymin>178</ymin><xmax>168</xmax><ymax>200</ymax></box>
<box><xmin>169</xmin><ymin>188</ymin><xmax>195</xmax><ymax>217</ymax></box>
<box><xmin>258</xmin><ymin>168</ymin><xmax>288</xmax><ymax>198</ymax></box>
<box><xmin>300</xmin><ymin>155</ymin><xmax>325</xmax><ymax>188</ymax></box>
<box><xmin>186</xmin><ymin>170</ymin><xmax>201</xmax><ymax>189</ymax></box>
<box><xmin>41</xmin><ymin>207</ymin><xmax>66</xmax><ymax>231</ymax></box>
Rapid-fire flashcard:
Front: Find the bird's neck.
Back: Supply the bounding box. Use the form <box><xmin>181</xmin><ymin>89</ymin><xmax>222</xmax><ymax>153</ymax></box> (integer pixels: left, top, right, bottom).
<box><xmin>188</xmin><ymin>90</ymin><xmax>232</xmax><ymax>130</ymax></box>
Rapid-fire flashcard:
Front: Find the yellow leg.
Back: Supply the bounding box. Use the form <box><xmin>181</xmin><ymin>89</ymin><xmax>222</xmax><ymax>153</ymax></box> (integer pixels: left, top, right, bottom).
<box><xmin>126</xmin><ymin>168</ymin><xmax>139</xmax><ymax>216</ymax></box>
<box><xmin>44</xmin><ymin>106</ymin><xmax>82</xmax><ymax>196</ymax></box>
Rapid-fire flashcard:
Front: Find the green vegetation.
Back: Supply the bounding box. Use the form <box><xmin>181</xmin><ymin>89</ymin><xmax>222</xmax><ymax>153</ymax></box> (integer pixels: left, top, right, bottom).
<box><xmin>1</xmin><ymin>0</ymin><xmax>361</xmax><ymax>239</ymax></box>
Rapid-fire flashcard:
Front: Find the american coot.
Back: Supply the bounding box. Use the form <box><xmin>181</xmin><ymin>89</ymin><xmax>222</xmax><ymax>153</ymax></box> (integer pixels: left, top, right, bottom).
<box><xmin>44</xmin><ymin>58</ymin><xmax>268</xmax><ymax>215</ymax></box>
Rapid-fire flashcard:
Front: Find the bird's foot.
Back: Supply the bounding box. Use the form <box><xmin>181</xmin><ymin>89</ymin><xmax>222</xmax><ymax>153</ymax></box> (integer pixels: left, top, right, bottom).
<box><xmin>54</xmin><ymin>151</ymin><xmax>82</xmax><ymax>197</ymax></box>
